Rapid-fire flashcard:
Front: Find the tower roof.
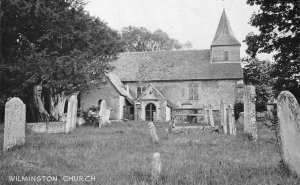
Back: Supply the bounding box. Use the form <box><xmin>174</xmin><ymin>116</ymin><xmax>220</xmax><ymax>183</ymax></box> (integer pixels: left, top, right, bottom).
<box><xmin>211</xmin><ymin>9</ymin><xmax>240</xmax><ymax>46</ymax></box>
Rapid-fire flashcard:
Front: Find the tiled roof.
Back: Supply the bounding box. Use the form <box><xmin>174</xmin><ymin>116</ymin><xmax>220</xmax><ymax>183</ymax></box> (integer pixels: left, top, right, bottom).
<box><xmin>211</xmin><ymin>9</ymin><xmax>240</xmax><ymax>46</ymax></box>
<box><xmin>107</xmin><ymin>73</ymin><xmax>134</xmax><ymax>101</ymax></box>
<box><xmin>112</xmin><ymin>50</ymin><xmax>243</xmax><ymax>81</ymax></box>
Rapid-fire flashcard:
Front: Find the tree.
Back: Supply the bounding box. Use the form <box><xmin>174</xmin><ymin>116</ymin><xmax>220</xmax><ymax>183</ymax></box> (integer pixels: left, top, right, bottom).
<box><xmin>0</xmin><ymin>0</ymin><xmax>124</xmax><ymax>122</ymax></box>
<box><xmin>121</xmin><ymin>26</ymin><xmax>182</xmax><ymax>52</ymax></box>
<box><xmin>182</xmin><ymin>41</ymin><xmax>193</xmax><ymax>50</ymax></box>
<box><xmin>243</xmin><ymin>57</ymin><xmax>274</xmax><ymax>111</ymax></box>
<box><xmin>245</xmin><ymin>0</ymin><xmax>300</xmax><ymax>100</ymax></box>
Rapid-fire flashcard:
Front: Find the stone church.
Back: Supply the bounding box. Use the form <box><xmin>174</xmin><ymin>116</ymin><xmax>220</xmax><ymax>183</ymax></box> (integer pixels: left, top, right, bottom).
<box><xmin>81</xmin><ymin>10</ymin><xmax>244</xmax><ymax>122</ymax></box>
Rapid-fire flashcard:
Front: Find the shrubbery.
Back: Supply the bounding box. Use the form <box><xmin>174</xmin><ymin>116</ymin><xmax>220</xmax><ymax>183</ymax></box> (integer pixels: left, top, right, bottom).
<box><xmin>234</xmin><ymin>100</ymin><xmax>268</xmax><ymax>120</ymax></box>
<box><xmin>82</xmin><ymin>105</ymin><xmax>100</xmax><ymax>126</ymax></box>
<box><xmin>234</xmin><ymin>101</ymin><xmax>244</xmax><ymax>120</ymax></box>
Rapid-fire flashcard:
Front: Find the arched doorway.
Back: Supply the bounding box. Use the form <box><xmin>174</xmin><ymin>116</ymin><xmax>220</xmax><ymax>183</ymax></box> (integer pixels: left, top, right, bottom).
<box><xmin>145</xmin><ymin>103</ymin><xmax>156</xmax><ymax>121</ymax></box>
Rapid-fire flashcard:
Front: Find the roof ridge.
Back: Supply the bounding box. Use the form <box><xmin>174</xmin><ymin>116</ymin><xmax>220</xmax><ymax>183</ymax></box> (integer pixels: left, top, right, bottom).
<box><xmin>119</xmin><ymin>49</ymin><xmax>210</xmax><ymax>55</ymax></box>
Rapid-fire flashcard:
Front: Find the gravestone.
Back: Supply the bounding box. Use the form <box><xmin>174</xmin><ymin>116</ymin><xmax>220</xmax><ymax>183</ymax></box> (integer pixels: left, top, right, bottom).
<box><xmin>227</xmin><ymin>104</ymin><xmax>236</xmax><ymax>135</ymax></box>
<box><xmin>265</xmin><ymin>105</ymin><xmax>274</xmax><ymax>126</ymax></box>
<box><xmin>153</xmin><ymin>112</ymin><xmax>157</xmax><ymax>122</ymax></box>
<box><xmin>220</xmin><ymin>101</ymin><xmax>227</xmax><ymax>134</ymax></box>
<box><xmin>277</xmin><ymin>91</ymin><xmax>300</xmax><ymax>176</ymax></box>
<box><xmin>77</xmin><ymin>117</ymin><xmax>85</xmax><ymax>126</ymax></box>
<box><xmin>208</xmin><ymin>105</ymin><xmax>215</xmax><ymax>127</ymax></box>
<box><xmin>148</xmin><ymin>122</ymin><xmax>159</xmax><ymax>143</ymax></box>
<box><xmin>72</xmin><ymin>95</ymin><xmax>78</xmax><ymax>130</ymax></box>
<box><xmin>3</xmin><ymin>97</ymin><xmax>26</xmax><ymax>151</ymax></box>
<box><xmin>244</xmin><ymin>85</ymin><xmax>257</xmax><ymax>141</ymax></box>
<box><xmin>238</xmin><ymin>112</ymin><xmax>244</xmax><ymax>125</ymax></box>
<box><xmin>203</xmin><ymin>107</ymin><xmax>208</xmax><ymax>125</ymax></box>
<box><xmin>99</xmin><ymin>100</ymin><xmax>106</xmax><ymax>127</ymax></box>
<box><xmin>104</xmin><ymin>108</ymin><xmax>111</xmax><ymax>124</ymax></box>
<box><xmin>65</xmin><ymin>95</ymin><xmax>77</xmax><ymax>133</ymax></box>
<box><xmin>151</xmin><ymin>152</ymin><xmax>162</xmax><ymax>182</ymax></box>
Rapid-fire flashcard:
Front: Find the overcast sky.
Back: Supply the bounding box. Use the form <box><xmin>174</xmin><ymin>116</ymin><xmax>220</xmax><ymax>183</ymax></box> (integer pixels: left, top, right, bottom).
<box><xmin>85</xmin><ymin>0</ymin><xmax>271</xmax><ymax>60</ymax></box>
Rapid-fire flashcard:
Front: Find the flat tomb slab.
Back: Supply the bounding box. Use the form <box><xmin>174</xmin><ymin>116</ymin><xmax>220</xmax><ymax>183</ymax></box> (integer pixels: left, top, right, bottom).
<box><xmin>27</xmin><ymin>122</ymin><xmax>66</xmax><ymax>134</ymax></box>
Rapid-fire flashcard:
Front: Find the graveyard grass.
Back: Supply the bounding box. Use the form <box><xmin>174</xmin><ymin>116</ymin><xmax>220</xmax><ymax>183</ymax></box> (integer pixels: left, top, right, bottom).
<box><xmin>0</xmin><ymin>121</ymin><xmax>300</xmax><ymax>185</ymax></box>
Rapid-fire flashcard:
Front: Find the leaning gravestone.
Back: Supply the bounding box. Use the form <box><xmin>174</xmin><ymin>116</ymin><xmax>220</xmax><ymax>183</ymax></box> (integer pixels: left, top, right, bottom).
<box><xmin>99</xmin><ymin>100</ymin><xmax>106</xmax><ymax>127</ymax></box>
<box><xmin>220</xmin><ymin>101</ymin><xmax>228</xmax><ymax>134</ymax></box>
<box><xmin>65</xmin><ymin>95</ymin><xmax>77</xmax><ymax>133</ymax></box>
<box><xmin>149</xmin><ymin>122</ymin><xmax>159</xmax><ymax>143</ymax></box>
<box><xmin>277</xmin><ymin>91</ymin><xmax>300</xmax><ymax>176</ymax></box>
<box><xmin>151</xmin><ymin>152</ymin><xmax>162</xmax><ymax>182</ymax></box>
<box><xmin>208</xmin><ymin>105</ymin><xmax>215</xmax><ymax>127</ymax></box>
<box><xmin>3</xmin><ymin>97</ymin><xmax>26</xmax><ymax>151</ymax></box>
<box><xmin>227</xmin><ymin>104</ymin><xmax>236</xmax><ymax>135</ymax></box>
<box><xmin>244</xmin><ymin>85</ymin><xmax>257</xmax><ymax>141</ymax></box>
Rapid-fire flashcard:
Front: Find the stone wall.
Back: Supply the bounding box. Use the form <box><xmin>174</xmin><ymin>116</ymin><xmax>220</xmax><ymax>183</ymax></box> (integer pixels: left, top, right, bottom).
<box><xmin>126</xmin><ymin>80</ymin><xmax>239</xmax><ymax>110</ymax></box>
<box><xmin>80</xmin><ymin>81</ymin><xmax>125</xmax><ymax>120</ymax></box>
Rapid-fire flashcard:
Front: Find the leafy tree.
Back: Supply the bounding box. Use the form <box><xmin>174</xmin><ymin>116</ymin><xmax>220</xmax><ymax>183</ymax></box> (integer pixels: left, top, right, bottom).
<box><xmin>183</xmin><ymin>41</ymin><xmax>193</xmax><ymax>50</ymax></box>
<box><xmin>242</xmin><ymin>57</ymin><xmax>274</xmax><ymax>111</ymax></box>
<box><xmin>0</xmin><ymin>0</ymin><xmax>124</xmax><ymax>122</ymax></box>
<box><xmin>121</xmin><ymin>26</ymin><xmax>183</xmax><ymax>52</ymax></box>
<box><xmin>245</xmin><ymin>0</ymin><xmax>300</xmax><ymax>100</ymax></box>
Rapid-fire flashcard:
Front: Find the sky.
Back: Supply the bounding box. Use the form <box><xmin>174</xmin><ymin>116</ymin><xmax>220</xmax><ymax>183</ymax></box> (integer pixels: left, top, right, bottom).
<box><xmin>85</xmin><ymin>0</ymin><xmax>272</xmax><ymax>60</ymax></box>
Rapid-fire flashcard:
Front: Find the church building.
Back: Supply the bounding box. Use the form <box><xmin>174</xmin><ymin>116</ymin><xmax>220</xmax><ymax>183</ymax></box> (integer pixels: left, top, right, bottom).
<box><xmin>81</xmin><ymin>9</ymin><xmax>244</xmax><ymax>122</ymax></box>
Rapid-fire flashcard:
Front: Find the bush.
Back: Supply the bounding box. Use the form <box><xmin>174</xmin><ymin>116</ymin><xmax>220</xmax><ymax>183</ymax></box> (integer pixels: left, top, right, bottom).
<box><xmin>234</xmin><ymin>102</ymin><xmax>244</xmax><ymax>120</ymax></box>
<box><xmin>82</xmin><ymin>105</ymin><xmax>100</xmax><ymax>126</ymax></box>
<box><xmin>256</xmin><ymin>102</ymin><xmax>267</xmax><ymax>112</ymax></box>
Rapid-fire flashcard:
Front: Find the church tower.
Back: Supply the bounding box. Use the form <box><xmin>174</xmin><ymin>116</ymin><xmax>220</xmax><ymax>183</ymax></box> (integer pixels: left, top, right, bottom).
<box><xmin>211</xmin><ymin>9</ymin><xmax>241</xmax><ymax>62</ymax></box>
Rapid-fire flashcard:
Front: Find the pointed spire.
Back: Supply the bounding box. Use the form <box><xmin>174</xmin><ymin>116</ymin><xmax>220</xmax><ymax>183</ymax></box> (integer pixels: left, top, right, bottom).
<box><xmin>211</xmin><ymin>9</ymin><xmax>240</xmax><ymax>46</ymax></box>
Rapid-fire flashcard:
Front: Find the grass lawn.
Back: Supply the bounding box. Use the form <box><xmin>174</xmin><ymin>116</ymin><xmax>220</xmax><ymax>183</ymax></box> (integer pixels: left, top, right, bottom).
<box><xmin>0</xmin><ymin>121</ymin><xmax>299</xmax><ymax>185</ymax></box>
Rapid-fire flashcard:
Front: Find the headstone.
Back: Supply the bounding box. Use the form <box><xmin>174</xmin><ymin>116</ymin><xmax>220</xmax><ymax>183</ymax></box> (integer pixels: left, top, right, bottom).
<box><xmin>65</xmin><ymin>95</ymin><xmax>77</xmax><ymax>133</ymax></box>
<box><xmin>151</xmin><ymin>152</ymin><xmax>162</xmax><ymax>182</ymax></box>
<box><xmin>208</xmin><ymin>105</ymin><xmax>215</xmax><ymax>127</ymax></box>
<box><xmin>3</xmin><ymin>97</ymin><xmax>26</xmax><ymax>151</ymax></box>
<box><xmin>220</xmin><ymin>101</ymin><xmax>228</xmax><ymax>134</ymax></box>
<box><xmin>77</xmin><ymin>117</ymin><xmax>85</xmax><ymax>126</ymax></box>
<box><xmin>203</xmin><ymin>107</ymin><xmax>208</xmax><ymax>124</ymax></box>
<box><xmin>277</xmin><ymin>91</ymin><xmax>300</xmax><ymax>176</ymax></box>
<box><xmin>244</xmin><ymin>85</ymin><xmax>257</xmax><ymax>141</ymax></box>
<box><xmin>266</xmin><ymin>103</ymin><xmax>274</xmax><ymax>122</ymax></box>
<box><xmin>72</xmin><ymin>95</ymin><xmax>78</xmax><ymax>130</ymax></box>
<box><xmin>104</xmin><ymin>108</ymin><xmax>111</xmax><ymax>124</ymax></box>
<box><xmin>238</xmin><ymin>112</ymin><xmax>244</xmax><ymax>125</ymax></box>
<box><xmin>153</xmin><ymin>112</ymin><xmax>157</xmax><ymax>122</ymax></box>
<box><xmin>148</xmin><ymin>122</ymin><xmax>159</xmax><ymax>143</ymax></box>
<box><xmin>265</xmin><ymin>110</ymin><xmax>274</xmax><ymax>126</ymax></box>
<box><xmin>227</xmin><ymin>104</ymin><xmax>236</xmax><ymax>135</ymax></box>
<box><xmin>99</xmin><ymin>100</ymin><xmax>106</xmax><ymax>127</ymax></box>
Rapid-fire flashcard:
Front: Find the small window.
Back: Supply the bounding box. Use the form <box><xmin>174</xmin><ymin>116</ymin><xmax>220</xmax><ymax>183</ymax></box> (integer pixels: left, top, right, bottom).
<box><xmin>137</xmin><ymin>86</ymin><xmax>142</xmax><ymax>97</ymax></box>
<box><xmin>137</xmin><ymin>85</ymin><xmax>146</xmax><ymax>97</ymax></box>
<box><xmin>189</xmin><ymin>83</ymin><xmax>199</xmax><ymax>100</ymax></box>
<box><xmin>224</xmin><ymin>51</ymin><xmax>229</xmax><ymax>61</ymax></box>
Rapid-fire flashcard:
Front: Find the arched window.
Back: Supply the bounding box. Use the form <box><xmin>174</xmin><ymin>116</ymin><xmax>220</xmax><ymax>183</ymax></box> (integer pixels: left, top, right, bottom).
<box><xmin>145</xmin><ymin>103</ymin><xmax>156</xmax><ymax>121</ymax></box>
